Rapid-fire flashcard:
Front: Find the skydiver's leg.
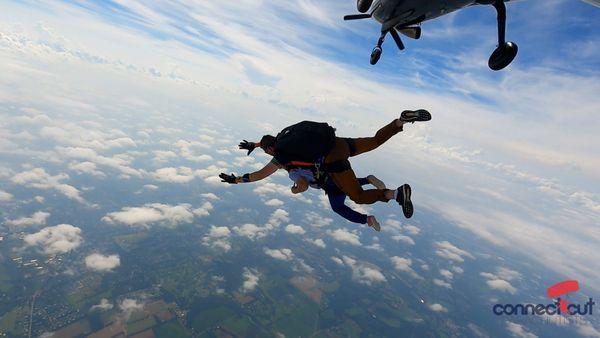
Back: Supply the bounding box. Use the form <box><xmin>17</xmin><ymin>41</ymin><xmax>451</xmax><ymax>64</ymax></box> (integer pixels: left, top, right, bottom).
<box><xmin>357</xmin><ymin>177</ymin><xmax>370</xmax><ymax>186</ymax></box>
<box><xmin>348</xmin><ymin>119</ymin><xmax>404</xmax><ymax>157</ymax></box>
<box><xmin>329</xmin><ymin>169</ymin><xmax>389</xmax><ymax>205</ymax></box>
<box><xmin>328</xmin><ymin>193</ymin><xmax>368</xmax><ymax>224</ymax></box>
<box><xmin>347</xmin><ymin>109</ymin><xmax>431</xmax><ymax>157</ymax></box>
<box><xmin>366</xmin><ymin>175</ymin><xmax>386</xmax><ymax>189</ymax></box>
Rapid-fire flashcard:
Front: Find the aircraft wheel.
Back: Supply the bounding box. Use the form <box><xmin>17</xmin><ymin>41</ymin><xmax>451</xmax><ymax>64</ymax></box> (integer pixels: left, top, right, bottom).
<box><xmin>357</xmin><ymin>0</ymin><xmax>374</xmax><ymax>13</ymax></box>
<box><xmin>488</xmin><ymin>41</ymin><xmax>518</xmax><ymax>71</ymax></box>
<box><xmin>370</xmin><ymin>46</ymin><xmax>382</xmax><ymax>65</ymax></box>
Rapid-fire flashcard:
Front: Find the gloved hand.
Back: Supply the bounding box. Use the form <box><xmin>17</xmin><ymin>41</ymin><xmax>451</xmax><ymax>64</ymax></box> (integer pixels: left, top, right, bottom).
<box><xmin>219</xmin><ymin>173</ymin><xmax>238</xmax><ymax>184</ymax></box>
<box><xmin>239</xmin><ymin>140</ymin><xmax>257</xmax><ymax>155</ymax></box>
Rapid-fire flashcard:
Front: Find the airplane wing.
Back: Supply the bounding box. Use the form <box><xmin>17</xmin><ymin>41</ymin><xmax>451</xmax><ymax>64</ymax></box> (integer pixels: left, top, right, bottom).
<box><xmin>582</xmin><ymin>0</ymin><xmax>600</xmax><ymax>7</ymax></box>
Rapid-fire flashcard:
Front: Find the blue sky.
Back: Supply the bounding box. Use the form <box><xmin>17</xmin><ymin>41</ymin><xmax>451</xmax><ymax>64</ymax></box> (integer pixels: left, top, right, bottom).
<box><xmin>0</xmin><ymin>1</ymin><xmax>599</xmax><ymax>334</ymax></box>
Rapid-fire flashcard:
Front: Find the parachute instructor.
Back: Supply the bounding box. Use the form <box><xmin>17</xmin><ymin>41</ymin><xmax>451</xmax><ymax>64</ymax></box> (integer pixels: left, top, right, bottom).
<box><xmin>219</xmin><ymin>109</ymin><xmax>431</xmax><ymax>219</ymax></box>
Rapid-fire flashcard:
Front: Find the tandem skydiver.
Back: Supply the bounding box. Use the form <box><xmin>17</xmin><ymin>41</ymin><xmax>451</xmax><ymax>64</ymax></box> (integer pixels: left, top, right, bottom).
<box><xmin>288</xmin><ymin>167</ymin><xmax>387</xmax><ymax>231</ymax></box>
<box><xmin>219</xmin><ymin>109</ymin><xmax>432</xmax><ymax>219</ymax></box>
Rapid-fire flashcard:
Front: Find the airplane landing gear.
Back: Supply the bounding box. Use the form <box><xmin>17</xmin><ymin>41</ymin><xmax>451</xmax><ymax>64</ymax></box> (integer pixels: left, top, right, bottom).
<box><xmin>370</xmin><ymin>31</ymin><xmax>387</xmax><ymax>65</ymax></box>
<box><xmin>488</xmin><ymin>0</ymin><xmax>518</xmax><ymax>70</ymax></box>
<box><xmin>357</xmin><ymin>0</ymin><xmax>374</xmax><ymax>13</ymax></box>
<box><xmin>370</xmin><ymin>46</ymin><xmax>382</xmax><ymax>65</ymax></box>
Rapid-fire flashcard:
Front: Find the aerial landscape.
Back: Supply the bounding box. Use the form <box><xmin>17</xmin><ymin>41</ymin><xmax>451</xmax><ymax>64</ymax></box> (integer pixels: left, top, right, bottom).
<box><xmin>1</xmin><ymin>1</ymin><xmax>599</xmax><ymax>337</ymax></box>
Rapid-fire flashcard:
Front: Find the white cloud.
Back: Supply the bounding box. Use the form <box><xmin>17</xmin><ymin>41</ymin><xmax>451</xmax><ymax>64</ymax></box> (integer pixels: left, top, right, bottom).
<box><xmin>0</xmin><ymin>190</ymin><xmax>14</xmax><ymax>201</ymax></box>
<box><xmin>390</xmin><ymin>256</ymin><xmax>422</xmax><ymax>279</ymax></box>
<box><xmin>12</xmin><ymin>168</ymin><xmax>85</xmax><ymax>203</ymax></box>
<box><xmin>201</xmin><ymin>193</ymin><xmax>220</xmax><ymax>200</ymax></box>
<box><xmin>253</xmin><ymin>182</ymin><xmax>312</xmax><ymax>204</ymax></box>
<box><xmin>174</xmin><ymin>139</ymin><xmax>212</xmax><ymax>162</ymax></box>
<box><xmin>102</xmin><ymin>203</ymin><xmax>194</xmax><ymax>227</ymax></box>
<box><xmin>433</xmin><ymin>278</ymin><xmax>452</xmax><ymax>289</ymax></box>
<box><xmin>68</xmin><ymin>161</ymin><xmax>106</xmax><ymax>177</ymax></box>
<box><xmin>451</xmin><ymin>266</ymin><xmax>464</xmax><ymax>274</ymax></box>
<box><xmin>505</xmin><ymin>321</ymin><xmax>538</xmax><ymax>338</ymax></box>
<box><xmin>341</xmin><ymin>255</ymin><xmax>387</xmax><ymax>285</ymax></box>
<box><xmin>264</xmin><ymin>198</ymin><xmax>284</xmax><ymax>207</ymax></box>
<box><xmin>6</xmin><ymin>211</ymin><xmax>50</xmax><ymax>227</ymax></box>
<box><xmin>85</xmin><ymin>253</ymin><xmax>121</xmax><ymax>271</ymax></box>
<box><xmin>305</xmin><ymin>212</ymin><xmax>333</xmax><ymax>227</ymax></box>
<box><xmin>440</xmin><ymin>269</ymin><xmax>454</xmax><ymax>280</ymax></box>
<box><xmin>575</xmin><ymin>321</ymin><xmax>600</xmax><ymax>338</ymax></box>
<box><xmin>429</xmin><ymin>303</ymin><xmax>448</xmax><ymax>312</ymax></box>
<box><xmin>90</xmin><ymin>298</ymin><xmax>114</xmax><ymax>312</ymax></box>
<box><xmin>285</xmin><ymin>224</ymin><xmax>305</xmax><ymax>235</ymax></box>
<box><xmin>208</xmin><ymin>226</ymin><xmax>231</xmax><ymax>238</ymax></box>
<box><xmin>152</xmin><ymin>166</ymin><xmax>197</xmax><ymax>183</ymax></box>
<box><xmin>24</xmin><ymin>224</ymin><xmax>83</xmax><ymax>254</ymax></box>
<box><xmin>2</xmin><ymin>0</ymin><xmax>598</xmax><ymax>296</ymax></box>
<box><xmin>331</xmin><ymin>256</ymin><xmax>344</xmax><ymax>265</ymax></box>
<box><xmin>193</xmin><ymin>201</ymin><xmax>214</xmax><ymax>217</ymax></box>
<box><xmin>202</xmin><ymin>226</ymin><xmax>232</xmax><ymax>251</ymax></box>
<box><xmin>403</xmin><ymin>225</ymin><xmax>421</xmax><ymax>235</ymax></box>
<box><xmin>58</xmin><ymin>147</ymin><xmax>142</xmax><ymax>178</ymax></box>
<box><xmin>234</xmin><ymin>223</ymin><xmax>269</xmax><ymax>240</ymax></box>
<box><xmin>153</xmin><ymin>150</ymin><xmax>178</xmax><ymax>163</ymax></box>
<box><xmin>496</xmin><ymin>267</ymin><xmax>521</xmax><ymax>281</ymax></box>
<box><xmin>480</xmin><ymin>267</ymin><xmax>519</xmax><ymax>294</ymax></box>
<box><xmin>384</xmin><ymin>219</ymin><xmax>402</xmax><ymax>230</ymax></box>
<box><xmin>264</xmin><ymin>248</ymin><xmax>294</xmax><ymax>261</ymax></box>
<box><xmin>365</xmin><ymin>243</ymin><xmax>384</xmax><ymax>252</ymax></box>
<box><xmin>267</xmin><ymin>208</ymin><xmax>289</xmax><ymax>227</ymax></box>
<box><xmin>119</xmin><ymin>298</ymin><xmax>144</xmax><ymax>319</ymax></box>
<box><xmin>309</xmin><ymin>238</ymin><xmax>326</xmax><ymax>248</ymax></box>
<box><xmin>241</xmin><ymin>267</ymin><xmax>260</xmax><ymax>293</ymax></box>
<box><xmin>234</xmin><ymin>209</ymin><xmax>290</xmax><ymax>239</ymax></box>
<box><xmin>392</xmin><ymin>235</ymin><xmax>415</xmax><ymax>245</ymax></box>
<box><xmin>329</xmin><ymin>228</ymin><xmax>361</xmax><ymax>246</ymax></box>
<box><xmin>434</xmin><ymin>241</ymin><xmax>474</xmax><ymax>262</ymax></box>
<box><xmin>486</xmin><ymin>279</ymin><xmax>517</xmax><ymax>294</ymax></box>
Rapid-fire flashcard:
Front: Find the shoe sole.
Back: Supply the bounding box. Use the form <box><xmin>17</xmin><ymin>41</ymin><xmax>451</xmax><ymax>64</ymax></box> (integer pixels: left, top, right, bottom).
<box><xmin>400</xmin><ymin>109</ymin><xmax>431</xmax><ymax>123</ymax></box>
<box><xmin>367</xmin><ymin>175</ymin><xmax>386</xmax><ymax>190</ymax></box>
<box><xmin>401</xmin><ymin>184</ymin><xmax>413</xmax><ymax>219</ymax></box>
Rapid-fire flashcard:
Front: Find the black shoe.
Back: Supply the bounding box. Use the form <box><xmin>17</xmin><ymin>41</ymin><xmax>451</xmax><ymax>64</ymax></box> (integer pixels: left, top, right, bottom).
<box><xmin>396</xmin><ymin>184</ymin><xmax>413</xmax><ymax>218</ymax></box>
<box><xmin>400</xmin><ymin>109</ymin><xmax>431</xmax><ymax>123</ymax></box>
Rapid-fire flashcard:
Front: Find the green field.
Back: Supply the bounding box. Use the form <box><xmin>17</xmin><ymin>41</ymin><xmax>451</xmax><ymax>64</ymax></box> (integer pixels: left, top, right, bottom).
<box><xmin>154</xmin><ymin>321</ymin><xmax>190</xmax><ymax>338</ymax></box>
<box><xmin>221</xmin><ymin>315</ymin><xmax>252</xmax><ymax>336</ymax></box>
<box><xmin>190</xmin><ymin>306</ymin><xmax>237</xmax><ymax>332</ymax></box>
<box><xmin>127</xmin><ymin>316</ymin><xmax>157</xmax><ymax>335</ymax></box>
<box><xmin>0</xmin><ymin>306</ymin><xmax>25</xmax><ymax>336</ymax></box>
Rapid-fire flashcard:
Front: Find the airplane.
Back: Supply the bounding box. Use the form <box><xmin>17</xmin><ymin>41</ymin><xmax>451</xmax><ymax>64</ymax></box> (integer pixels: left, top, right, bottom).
<box><xmin>345</xmin><ymin>0</ymin><xmax>600</xmax><ymax>70</ymax></box>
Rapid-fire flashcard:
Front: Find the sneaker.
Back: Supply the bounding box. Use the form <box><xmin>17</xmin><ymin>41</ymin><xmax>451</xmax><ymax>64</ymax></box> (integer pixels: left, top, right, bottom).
<box><xmin>396</xmin><ymin>184</ymin><xmax>414</xmax><ymax>218</ymax></box>
<box><xmin>367</xmin><ymin>215</ymin><xmax>380</xmax><ymax>231</ymax></box>
<box><xmin>400</xmin><ymin>109</ymin><xmax>431</xmax><ymax>123</ymax></box>
<box><xmin>367</xmin><ymin>175</ymin><xmax>386</xmax><ymax>189</ymax></box>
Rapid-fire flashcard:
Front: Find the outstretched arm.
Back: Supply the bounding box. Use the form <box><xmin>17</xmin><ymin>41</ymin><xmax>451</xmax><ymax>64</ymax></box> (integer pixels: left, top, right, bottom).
<box><xmin>239</xmin><ymin>140</ymin><xmax>259</xmax><ymax>155</ymax></box>
<box><xmin>219</xmin><ymin>161</ymin><xmax>279</xmax><ymax>184</ymax></box>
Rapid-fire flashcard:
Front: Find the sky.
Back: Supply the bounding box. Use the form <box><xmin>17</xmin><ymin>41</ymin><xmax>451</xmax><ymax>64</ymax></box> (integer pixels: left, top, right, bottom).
<box><xmin>0</xmin><ymin>0</ymin><xmax>599</xmax><ymax>314</ymax></box>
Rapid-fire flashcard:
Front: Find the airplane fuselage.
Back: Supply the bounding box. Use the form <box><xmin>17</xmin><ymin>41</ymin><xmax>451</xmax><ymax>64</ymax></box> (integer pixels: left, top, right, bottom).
<box><xmin>371</xmin><ymin>0</ymin><xmax>485</xmax><ymax>31</ymax></box>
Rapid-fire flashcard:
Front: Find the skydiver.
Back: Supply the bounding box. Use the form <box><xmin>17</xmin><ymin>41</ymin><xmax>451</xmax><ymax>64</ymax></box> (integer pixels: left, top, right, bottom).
<box><xmin>219</xmin><ymin>109</ymin><xmax>431</xmax><ymax>218</ymax></box>
<box><xmin>289</xmin><ymin>167</ymin><xmax>386</xmax><ymax>231</ymax></box>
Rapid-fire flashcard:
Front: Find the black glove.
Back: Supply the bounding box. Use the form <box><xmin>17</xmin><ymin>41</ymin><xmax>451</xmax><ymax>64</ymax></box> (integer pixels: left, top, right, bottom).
<box><xmin>219</xmin><ymin>173</ymin><xmax>238</xmax><ymax>184</ymax></box>
<box><xmin>239</xmin><ymin>140</ymin><xmax>257</xmax><ymax>155</ymax></box>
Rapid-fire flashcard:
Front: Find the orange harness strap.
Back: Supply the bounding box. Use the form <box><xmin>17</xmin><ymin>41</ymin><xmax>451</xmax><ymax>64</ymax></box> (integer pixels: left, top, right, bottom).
<box><xmin>287</xmin><ymin>161</ymin><xmax>316</xmax><ymax>167</ymax></box>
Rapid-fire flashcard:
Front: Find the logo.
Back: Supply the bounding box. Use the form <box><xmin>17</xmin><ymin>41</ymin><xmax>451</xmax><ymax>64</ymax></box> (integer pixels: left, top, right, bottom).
<box><xmin>493</xmin><ymin>280</ymin><xmax>595</xmax><ymax>316</ymax></box>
